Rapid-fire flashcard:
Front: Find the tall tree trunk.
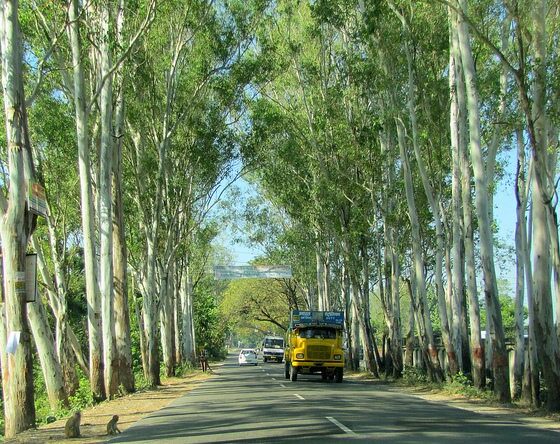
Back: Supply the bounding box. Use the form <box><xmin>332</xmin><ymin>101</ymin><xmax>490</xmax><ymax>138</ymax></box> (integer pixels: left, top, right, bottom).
<box><xmin>160</xmin><ymin>269</ymin><xmax>175</xmax><ymax>377</ymax></box>
<box><xmin>181</xmin><ymin>261</ymin><xmax>196</xmax><ymax>366</ymax></box>
<box><xmin>132</xmin><ymin>276</ymin><xmax>149</xmax><ymax>378</ymax></box>
<box><xmin>174</xmin><ymin>272</ymin><xmax>182</xmax><ymax>366</ymax></box>
<box><xmin>68</xmin><ymin>0</ymin><xmax>105</xmax><ymax>402</ymax></box>
<box><xmin>144</xmin><ymin>242</ymin><xmax>161</xmax><ymax>386</ymax></box>
<box><xmin>112</xmin><ymin>0</ymin><xmax>135</xmax><ymax>394</ymax></box>
<box><xmin>396</xmin><ymin>118</ymin><xmax>443</xmax><ymax>382</ymax></box>
<box><xmin>379</xmin><ymin>130</ymin><xmax>403</xmax><ymax>377</ymax></box>
<box><xmin>456</xmin><ymin>0</ymin><xmax>509</xmax><ymax>401</ymax></box>
<box><xmin>27</xmin><ymin>295</ymin><xmax>68</xmax><ymax>410</ymax></box>
<box><xmin>401</xmin><ymin>34</ymin><xmax>458</xmax><ymax>377</ymax></box>
<box><xmin>315</xmin><ymin>237</ymin><xmax>327</xmax><ymax>311</ymax></box>
<box><xmin>523</xmin><ymin>197</ymin><xmax>540</xmax><ymax>406</ymax></box>
<box><xmin>0</xmin><ymin>0</ymin><xmax>37</xmax><ymax>435</ymax></box>
<box><xmin>404</xmin><ymin>280</ymin><xmax>415</xmax><ymax>369</ymax></box>
<box><xmin>530</xmin><ymin>0</ymin><xmax>560</xmax><ymax>411</ymax></box>
<box><xmin>449</xmin><ymin>12</ymin><xmax>485</xmax><ymax>388</ymax></box>
<box><xmin>449</xmin><ymin>14</ymin><xmax>466</xmax><ymax>375</ymax></box>
<box><xmin>513</xmin><ymin>128</ymin><xmax>528</xmax><ymax>400</ymax></box>
<box><xmin>98</xmin><ymin>1</ymin><xmax>118</xmax><ymax>399</ymax></box>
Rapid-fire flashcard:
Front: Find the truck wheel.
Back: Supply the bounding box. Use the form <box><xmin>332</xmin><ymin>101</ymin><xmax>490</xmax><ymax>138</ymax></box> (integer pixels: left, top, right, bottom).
<box><xmin>290</xmin><ymin>364</ymin><xmax>298</xmax><ymax>382</ymax></box>
<box><xmin>321</xmin><ymin>371</ymin><xmax>327</xmax><ymax>381</ymax></box>
<box><xmin>284</xmin><ymin>362</ymin><xmax>290</xmax><ymax>379</ymax></box>
<box><xmin>263</xmin><ymin>357</ymin><xmax>267</xmax><ymax>363</ymax></box>
<box><xmin>334</xmin><ymin>368</ymin><xmax>343</xmax><ymax>383</ymax></box>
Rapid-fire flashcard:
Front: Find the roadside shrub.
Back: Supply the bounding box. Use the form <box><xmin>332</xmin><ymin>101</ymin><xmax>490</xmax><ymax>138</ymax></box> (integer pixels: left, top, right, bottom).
<box><xmin>445</xmin><ymin>372</ymin><xmax>494</xmax><ymax>401</ymax></box>
<box><xmin>402</xmin><ymin>366</ymin><xmax>429</xmax><ymax>385</ymax></box>
<box><xmin>67</xmin><ymin>370</ymin><xmax>94</xmax><ymax>412</ymax></box>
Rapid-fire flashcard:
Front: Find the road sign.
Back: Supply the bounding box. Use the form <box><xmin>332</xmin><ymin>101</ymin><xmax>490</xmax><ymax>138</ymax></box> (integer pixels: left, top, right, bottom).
<box><xmin>214</xmin><ymin>265</ymin><xmax>292</xmax><ymax>280</ymax></box>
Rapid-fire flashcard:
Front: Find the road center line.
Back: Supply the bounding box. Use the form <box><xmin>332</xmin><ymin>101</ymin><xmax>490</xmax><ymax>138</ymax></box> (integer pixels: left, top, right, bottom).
<box><xmin>294</xmin><ymin>394</ymin><xmax>305</xmax><ymax>400</ymax></box>
<box><xmin>326</xmin><ymin>417</ymin><xmax>357</xmax><ymax>436</ymax></box>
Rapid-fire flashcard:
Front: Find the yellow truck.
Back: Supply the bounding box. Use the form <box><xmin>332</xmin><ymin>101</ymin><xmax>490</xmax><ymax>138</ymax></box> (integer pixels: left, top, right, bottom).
<box><xmin>284</xmin><ymin>310</ymin><xmax>344</xmax><ymax>383</ymax></box>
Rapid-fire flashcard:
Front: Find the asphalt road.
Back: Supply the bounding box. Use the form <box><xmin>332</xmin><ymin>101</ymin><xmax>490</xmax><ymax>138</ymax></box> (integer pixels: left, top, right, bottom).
<box><xmin>110</xmin><ymin>352</ymin><xmax>560</xmax><ymax>443</ymax></box>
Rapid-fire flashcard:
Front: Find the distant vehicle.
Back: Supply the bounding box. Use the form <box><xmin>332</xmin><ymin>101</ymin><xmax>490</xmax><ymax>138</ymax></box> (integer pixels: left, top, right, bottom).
<box><xmin>262</xmin><ymin>336</ymin><xmax>284</xmax><ymax>363</ymax></box>
<box><xmin>238</xmin><ymin>349</ymin><xmax>258</xmax><ymax>366</ymax></box>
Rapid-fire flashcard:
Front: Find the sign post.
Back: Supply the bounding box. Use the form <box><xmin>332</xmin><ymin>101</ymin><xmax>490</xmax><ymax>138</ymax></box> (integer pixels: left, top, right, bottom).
<box><xmin>214</xmin><ymin>265</ymin><xmax>292</xmax><ymax>280</ymax></box>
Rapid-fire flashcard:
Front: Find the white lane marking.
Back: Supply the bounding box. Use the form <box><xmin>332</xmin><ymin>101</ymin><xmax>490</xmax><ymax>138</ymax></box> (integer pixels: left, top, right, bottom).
<box><xmin>266</xmin><ymin>373</ymin><xmax>271</xmax><ymax>376</ymax></box>
<box><xmin>294</xmin><ymin>394</ymin><xmax>305</xmax><ymax>400</ymax></box>
<box><xmin>326</xmin><ymin>417</ymin><xmax>357</xmax><ymax>436</ymax></box>
<box><xmin>280</xmin><ymin>384</ymin><xmax>286</xmax><ymax>388</ymax></box>
<box><xmin>271</xmin><ymin>377</ymin><xmax>277</xmax><ymax>381</ymax></box>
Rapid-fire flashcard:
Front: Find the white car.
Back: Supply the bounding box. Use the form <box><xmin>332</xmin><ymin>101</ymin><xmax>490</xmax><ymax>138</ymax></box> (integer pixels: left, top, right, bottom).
<box><xmin>238</xmin><ymin>349</ymin><xmax>258</xmax><ymax>366</ymax></box>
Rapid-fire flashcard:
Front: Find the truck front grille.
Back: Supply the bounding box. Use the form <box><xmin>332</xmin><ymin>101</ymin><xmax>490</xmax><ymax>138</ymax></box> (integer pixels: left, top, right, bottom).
<box><xmin>307</xmin><ymin>345</ymin><xmax>331</xmax><ymax>360</ymax></box>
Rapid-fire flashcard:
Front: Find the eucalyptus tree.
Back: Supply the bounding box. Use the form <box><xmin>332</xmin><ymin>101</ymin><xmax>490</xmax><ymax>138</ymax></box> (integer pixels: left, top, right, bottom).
<box><xmin>448</xmin><ymin>7</ymin><xmax>484</xmax><ymax>388</ymax></box>
<box><xmin>387</xmin><ymin>1</ymin><xmax>459</xmax><ymax>377</ymax></box>
<box><xmin>112</xmin><ymin>0</ymin><xmax>134</xmax><ymax>393</ymax></box>
<box><xmin>0</xmin><ymin>0</ymin><xmax>38</xmax><ymax>435</ymax></box>
<box><xmin>451</xmin><ymin>0</ymin><xmax>511</xmax><ymax>401</ymax></box>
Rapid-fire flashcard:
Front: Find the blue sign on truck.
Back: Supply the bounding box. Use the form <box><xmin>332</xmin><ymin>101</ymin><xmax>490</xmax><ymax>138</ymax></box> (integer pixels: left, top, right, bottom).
<box><xmin>290</xmin><ymin>310</ymin><xmax>344</xmax><ymax>328</ymax></box>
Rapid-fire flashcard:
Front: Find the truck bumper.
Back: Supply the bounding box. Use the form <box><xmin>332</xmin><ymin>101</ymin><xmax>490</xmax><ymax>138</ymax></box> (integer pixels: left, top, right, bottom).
<box><xmin>292</xmin><ymin>361</ymin><xmax>343</xmax><ymax>369</ymax></box>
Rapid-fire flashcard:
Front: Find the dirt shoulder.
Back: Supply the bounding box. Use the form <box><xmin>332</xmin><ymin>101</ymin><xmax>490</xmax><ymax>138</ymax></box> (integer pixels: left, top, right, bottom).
<box><xmin>5</xmin><ymin>370</ymin><xmax>213</xmax><ymax>444</ymax></box>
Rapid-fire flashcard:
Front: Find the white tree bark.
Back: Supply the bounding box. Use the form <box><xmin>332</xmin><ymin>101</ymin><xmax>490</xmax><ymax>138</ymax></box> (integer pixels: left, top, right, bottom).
<box><xmin>449</xmin><ymin>13</ymin><xmax>465</xmax><ymax>374</ymax></box>
<box><xmin>173</xmin><ymin>267</ymin><xmax>182</xmax><ymax>365</ymax></box>
<box><xmin>67</xmin><ymin>0</ymin><xmax>105</xmax><ymax>401</ymax></box>
<box><xmin>97</xmin><ymin>1</ymin><xmax>117</xmax><ymax>399</ymax></box>
<box><xmin>530</xmin><ymin>0</ymin><xmax>560</xmax><ymax>411</ymax></box>
<box><xmin>181</xmin><ymin>261</ymin><xmax>196</xmax><ymax>365</ymax></box>
<box><xmin>0</xmin><ymin>0</ymin><xmax>37</xmax><ymax>435</ymax></box>
<box><xmin>448</xmin><ymin>11</ymin><xmax>485</xmax><ymax>388</ymax></box>
<box><xmin>402</xmin><ymin>32</ymin><xmax>458</xmax><ymax>376</ymax></box>
<box><xmin>456</xmin><ymin>0</ymin><xmax>509</xmax><ymax>401</ymax></box>
<box><xmin>379</xmin><ymin>129</ymin><xmax>403</xmax><ymax>376</ymax></box>
<box><xmin>27</xmin><ymin>294</ymin><xmax>68</xmax><ymax>409</ymax></box>
<box><xmin>160</xmin><ymin>266</ymin><xmax>175</xmax><ymax>376</ymax></box>
<box><xmin>513</xmin><ymin>128</ymin><xmax>529</xmax><ymax>399</ymax></box>
<box><xmin>112</xmin><ymin>0</ymin><xmax>134</xmax><ymax>394</ymax></box>
<box><xmin>396</xmin><ymin>117</ymin><xmax>443</xmax><ymax>382</ymax></box>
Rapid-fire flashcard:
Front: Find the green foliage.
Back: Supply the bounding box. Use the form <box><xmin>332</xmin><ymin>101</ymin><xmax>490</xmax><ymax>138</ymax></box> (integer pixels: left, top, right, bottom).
<box><xmin>445</xmin><ymin>372</ymin><xmax>495</xmax><ymax>401</ymax></box>
<box><xmin>66</xmin><ymin>372</ymin><xmax>94</xmax><ymax>412</ymax></box>
<box><xmin>480</xmin><ymin>290</ymin><xmax>528</xmax><ymax>342</ymax></box>
<box><xmin>194</xmin><ymin>276</ymin><xmax>229</xmax><ymax>359</ymax></box>
<box><xmin>402</xmin><ymin>366</ymin><xmax>430</xmax><ymax>385</ymax></box>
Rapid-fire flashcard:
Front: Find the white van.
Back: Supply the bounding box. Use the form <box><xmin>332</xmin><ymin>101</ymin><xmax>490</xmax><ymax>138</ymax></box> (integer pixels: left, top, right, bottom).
<box><xmin>262</xmin><ymin>336</ymin><xmax>284</xmax><ymax>363</ymax></box>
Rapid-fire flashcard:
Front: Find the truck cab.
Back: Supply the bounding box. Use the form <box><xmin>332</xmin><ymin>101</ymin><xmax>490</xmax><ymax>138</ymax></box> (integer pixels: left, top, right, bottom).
<box><xmin>262</xmin><ymin>336</ymin><xmax>284</xmax><ymax>363</ymax></box>
<box><xmin>284</xmin><ymin>310</ymin><xmax>344</xmax><ymax>383</ymax></box>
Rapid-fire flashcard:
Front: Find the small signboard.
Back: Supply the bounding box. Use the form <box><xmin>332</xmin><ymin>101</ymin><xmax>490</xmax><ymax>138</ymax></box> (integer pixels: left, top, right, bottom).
<box><xmin>0</xmin><ymin>253</ymin><xmax>38</xmax><ymax>302</ymax></box>
<box><xmin>28</xmin><ymin>181</ymin><xmax>47</xmax><ymax>217</ymax></box>
<box><xmin>214</xmin><ymin>265</ymin><xmax>292</xmax><ymax>280</ymax></box>
<box><xmin>25</xmin><ymin>253</ymin><xmax>38</xmax><ymax>303</ymax></box>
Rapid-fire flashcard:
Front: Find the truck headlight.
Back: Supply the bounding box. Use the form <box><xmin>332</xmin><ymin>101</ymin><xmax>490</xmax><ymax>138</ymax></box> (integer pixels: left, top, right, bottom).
<box><xmin>334</xmin><ymin>354</ymin><xmax>342</xmax><ymax>360</ymax></box>
<box><xmin>296</xmin><ymin>353</ymin><xmax>304</xmax><ymax>359</ymax></box>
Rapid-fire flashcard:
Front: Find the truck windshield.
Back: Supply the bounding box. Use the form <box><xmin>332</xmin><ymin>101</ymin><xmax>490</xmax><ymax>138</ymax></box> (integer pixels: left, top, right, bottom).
<box><xmin>298</xmin><ymin>327</ymin><xmax>336</xmax><ymax>339</ymax></box>
<box><xmin>264</xmin><ymin>339</ymin><xmax>284</xmax><ymax>348</ymax></box>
